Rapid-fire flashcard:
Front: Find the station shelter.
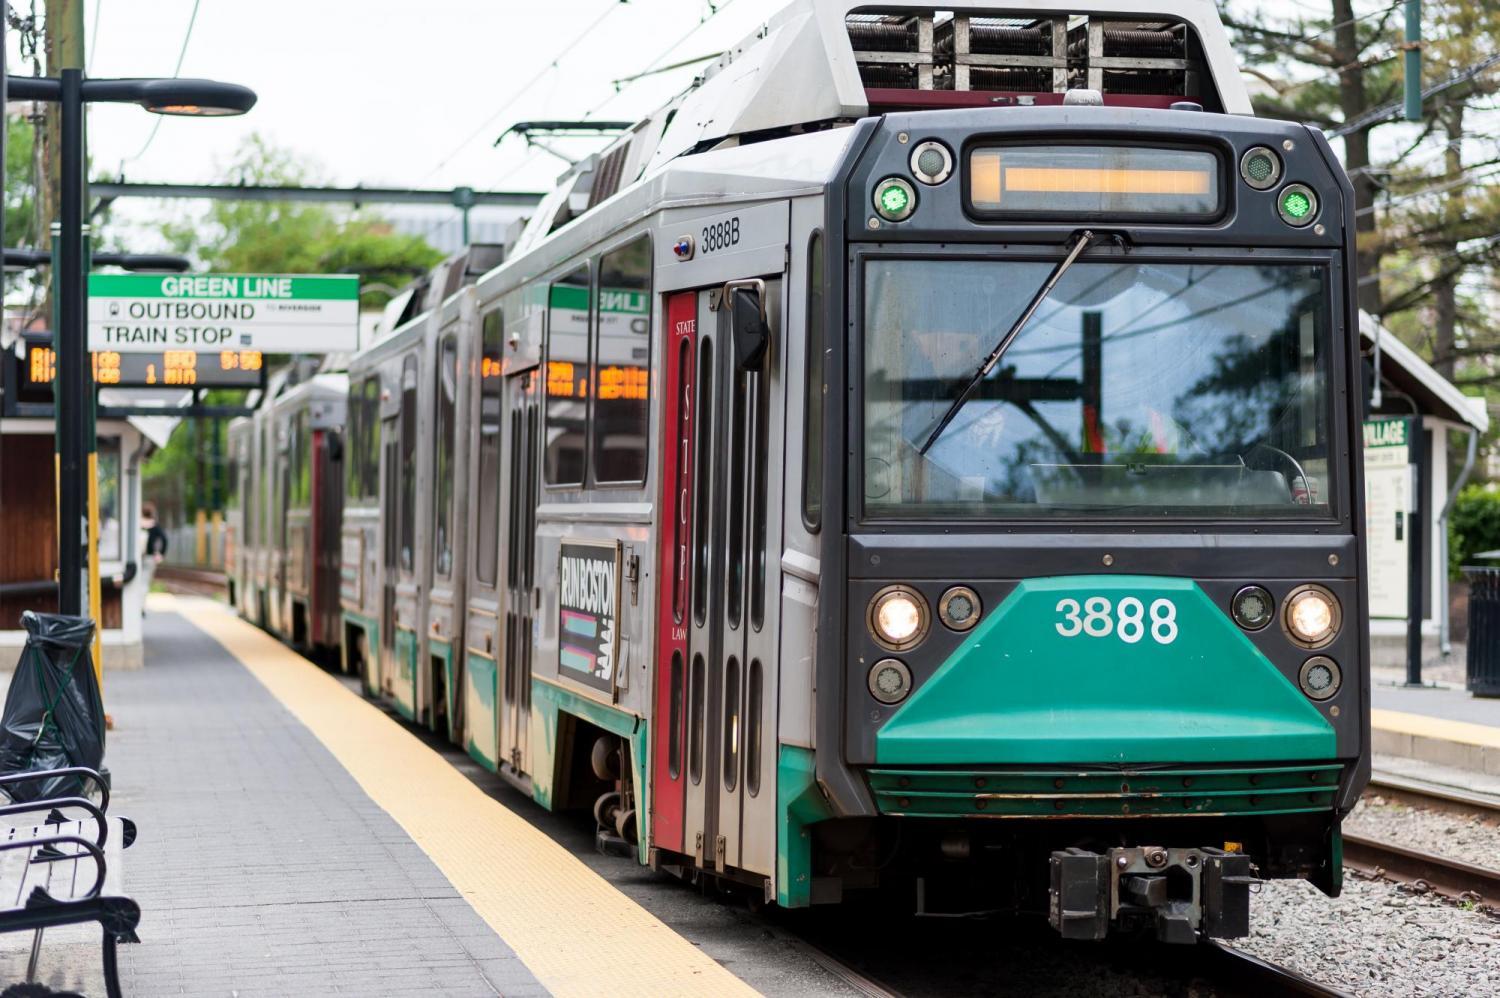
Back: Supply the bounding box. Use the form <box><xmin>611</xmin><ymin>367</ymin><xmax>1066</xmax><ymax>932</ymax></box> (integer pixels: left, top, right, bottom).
<box><xmin>1360</xmin><ymin>312</ymin><xmax>1491</xmax><ymax>666</ymax></box>
<box><xmin>0</xmin><ymin>329</ymin><xmax>179</xmax><ymax>669</ymax></box>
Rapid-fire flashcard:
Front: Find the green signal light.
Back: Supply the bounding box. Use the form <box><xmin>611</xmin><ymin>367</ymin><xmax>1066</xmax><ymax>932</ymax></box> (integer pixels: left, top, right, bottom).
<box><xmin>1278</xmin><ymin>184</ymin><xmax>1318</xmax><ymax>226</ymax></box>
<box><xmin>874</xmin><ymin>177</ymin><xmax>916</xmax><ymax>221</ymax></box>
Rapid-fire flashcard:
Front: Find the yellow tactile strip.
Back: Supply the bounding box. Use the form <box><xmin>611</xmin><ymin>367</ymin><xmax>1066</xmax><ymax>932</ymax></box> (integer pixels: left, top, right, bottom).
<box><xmin>1372</xmin><ymin>707</ymin><xmax>1500</xmax><ymax>750</ymax></box>
<box><xmin>157</xmin><ymin>593</ymin><xmax>757</xmax><ymax>998</ymax></box>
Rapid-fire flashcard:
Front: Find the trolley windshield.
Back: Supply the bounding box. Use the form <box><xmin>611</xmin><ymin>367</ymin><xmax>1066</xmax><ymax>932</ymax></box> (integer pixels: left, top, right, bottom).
<box><xmin>862</xmin><ymin>258</ymin><xmax>1334</xmax><ymax>519</ymax></box>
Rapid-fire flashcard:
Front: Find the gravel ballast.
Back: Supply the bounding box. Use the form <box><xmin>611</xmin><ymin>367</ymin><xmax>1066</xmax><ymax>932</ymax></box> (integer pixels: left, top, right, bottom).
<box><xmin>1233</xmin><ymin>876</ymin><xmax>1500</xmax><ymax>996</ymax></box>
<box><xmin>1344</xmin><ymin>794</ymin><xmax>1500</xmax><ymax>871</ymax></box>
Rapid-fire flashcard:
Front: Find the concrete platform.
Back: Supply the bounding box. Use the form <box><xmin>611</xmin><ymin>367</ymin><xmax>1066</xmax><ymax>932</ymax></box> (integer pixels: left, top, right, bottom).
<box><xmin>1372</xmin><ymin>678</ymin><xmax>1500</xmax><ymax>778</ymax></box>
<box><xmin>0</xmin><ymin>595</ymin><xmax>762</xmax><ymax>996</ymax></box>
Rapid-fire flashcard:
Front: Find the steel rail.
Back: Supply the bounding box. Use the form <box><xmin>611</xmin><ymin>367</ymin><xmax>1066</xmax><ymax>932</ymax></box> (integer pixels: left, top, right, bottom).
<box><xmin>1347</xmin><ymin>770</ymin><xmax>1500</xmax><ymax>903</ymax></box>
<box><xmin>1343</xmin><ymin>833</ymin><xmax>1500</xmax><ymax>904</ymax></box>
<box><xmin>1199</xmin><ymin>941</ymin><xmax>1354</xmax><ymax>997</ymax></box>
<box><xmin>153</xmin><ymin>565</ymin><xmax>227</xmax><ymax>596</ymax></box>
<box><xmin>786</xmin><ymin>937</ymin><xmax>903</xmax><ymax>998</ymax></box>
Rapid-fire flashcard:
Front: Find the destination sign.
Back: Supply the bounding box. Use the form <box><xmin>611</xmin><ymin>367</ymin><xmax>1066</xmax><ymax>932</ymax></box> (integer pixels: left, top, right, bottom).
<box><xmin>87</xmin><ymin>272</ymin><xmax>360</xmax><ymax>353</ymax></box>
<box><xmin>24</xmin><ymin>341</ymin><xmax>266</xmax><ymax>390</ymax></box>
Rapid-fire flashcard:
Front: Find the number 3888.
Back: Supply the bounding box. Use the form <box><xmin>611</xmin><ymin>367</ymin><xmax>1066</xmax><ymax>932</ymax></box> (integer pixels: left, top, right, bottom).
<box><xmin>1054</xmin><ymin>596</ymin><xmax>1178</xmax><ymax>645</ymax></box>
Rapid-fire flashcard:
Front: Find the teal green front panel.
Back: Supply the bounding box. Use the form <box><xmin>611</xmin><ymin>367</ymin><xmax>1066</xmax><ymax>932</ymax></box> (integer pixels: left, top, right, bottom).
<box><xmin>877</xmin><ymin>576</ymin><xmax>1335</xmax><ymax>766</ymax></box>
<box><xmin>777</xmin><ymin>745</ymin><xmax>833</xmax><ymax>907</ymax></box>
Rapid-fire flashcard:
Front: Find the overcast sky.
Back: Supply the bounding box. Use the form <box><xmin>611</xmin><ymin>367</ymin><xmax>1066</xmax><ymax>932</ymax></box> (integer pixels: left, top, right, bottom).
<box><xmin>9</xmin><ymin>1</ymin><xmax>768</xmax><ymax>202</ymax></box>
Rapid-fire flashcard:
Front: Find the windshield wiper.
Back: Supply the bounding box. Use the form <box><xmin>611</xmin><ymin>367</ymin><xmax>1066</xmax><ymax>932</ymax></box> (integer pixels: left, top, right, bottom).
<box><xmin>917</xmin><ymin>229</ymin><xmax>1098</xmax><ymax>456</ymax></box>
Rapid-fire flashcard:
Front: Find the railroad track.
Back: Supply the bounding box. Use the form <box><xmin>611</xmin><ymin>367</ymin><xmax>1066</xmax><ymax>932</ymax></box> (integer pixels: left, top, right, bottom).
<box><xmin>1345</xmin><ymin>770</ymin><xmax>1500</xmax><ymax>905</ymax></box>
<box><xmin>154</xmin><ymin>565</ymin><xmax>227</xmax><ymax>597</ymax></box>
<box><xmin>1199</xmin><ymin>941</ymin><xmax>1354</xmax><ymax>997</ymax></box>
<box><xmin>786</xmin><ymin>916</ymin><xmax>1349</xmax><ymax>997</ymax></box>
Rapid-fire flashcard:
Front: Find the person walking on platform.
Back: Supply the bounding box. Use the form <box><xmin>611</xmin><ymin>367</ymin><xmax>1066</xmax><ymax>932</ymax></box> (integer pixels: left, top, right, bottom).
<box><xmin>141</xmin><ymin>503</ymin><xmax>168</xmax><ymax>602</ymax></box>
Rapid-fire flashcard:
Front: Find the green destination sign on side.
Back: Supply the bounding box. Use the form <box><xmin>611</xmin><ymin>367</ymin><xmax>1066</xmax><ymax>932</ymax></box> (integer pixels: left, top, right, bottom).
<box><xmin>88</xmin><ymin>272</ymin><xmax>360</xmax><ymax>353</ymax></box>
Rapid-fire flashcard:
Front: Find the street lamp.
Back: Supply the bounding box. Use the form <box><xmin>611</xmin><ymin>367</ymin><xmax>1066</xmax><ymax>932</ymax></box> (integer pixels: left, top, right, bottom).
<box><xmin>6</xmin><ymin>71</ymin><xmax>255</xmax><ymax>619</ymax></box>
<box><xmin>4</xmin><ymin>249</ymin><xmax>192</xmax><ymax>272</ymax></box>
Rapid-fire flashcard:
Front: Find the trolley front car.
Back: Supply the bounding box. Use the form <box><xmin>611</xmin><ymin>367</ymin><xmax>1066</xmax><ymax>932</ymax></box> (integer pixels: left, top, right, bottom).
<box><xmin>820</xmin><ymin>108</ymin><xmax>1367</xmax><ymax>941</ymax></box>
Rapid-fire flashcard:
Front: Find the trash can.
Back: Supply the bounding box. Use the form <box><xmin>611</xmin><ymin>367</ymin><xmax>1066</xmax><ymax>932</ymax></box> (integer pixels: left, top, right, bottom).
<box><xmin>1465</xmin><ymin>566</ymin><xmax>1500</xmax><ymax>698</ymax></box>
<box><xmin>0</xmin><ymin>611</ymin><xmax>104</xmax><ymax>801</ymax></box>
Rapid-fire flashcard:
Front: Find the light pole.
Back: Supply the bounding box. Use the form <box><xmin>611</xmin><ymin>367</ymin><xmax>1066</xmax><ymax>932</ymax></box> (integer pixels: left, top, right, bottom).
<box><xmin>7</xmin><ymin>73</ymin><xmax>256</xmax><ymax>620</ymax></box>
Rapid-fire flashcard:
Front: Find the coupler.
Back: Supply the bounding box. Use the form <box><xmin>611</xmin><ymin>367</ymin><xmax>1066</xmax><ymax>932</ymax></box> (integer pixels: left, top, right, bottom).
<box><xmin>1048</xmin><ymin>845</ymin><xmax>1258</xmax><ymax>943</ymax></box>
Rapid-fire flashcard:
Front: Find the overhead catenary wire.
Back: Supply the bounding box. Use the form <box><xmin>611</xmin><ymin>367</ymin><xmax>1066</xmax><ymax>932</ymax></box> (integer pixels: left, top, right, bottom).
<box><xmin>484</xmin><ymin>0</ymin><xmax>740</xmax><ymax>191</ymax></box>
<box><xmin>418</xmin><ymin>0</ymin><xmax>628</xmax><ymax>183</ymax></box>
<box><xmin>85</xmin><ymin>0</ymin><xmax>101</xmax><ymax>73</ymax></box>
<box><xmin>1330</xmin><ymin>51</ymin><xmax>1500</xmax><ymax>137</ymax></box>
<box><xmin>118</xmin><ymin>0</ymin><xmax>202</xmax><ymax>168</ymax></box>
<box><xmin>582</xmin><ymin>0</ymin><xmax>742</xmax><ymax>121</ymax></box>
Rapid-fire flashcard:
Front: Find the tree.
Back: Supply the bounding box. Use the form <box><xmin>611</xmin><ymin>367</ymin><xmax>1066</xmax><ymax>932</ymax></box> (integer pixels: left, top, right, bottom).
<box><xmin>142</xmin><ymin>135</ymin><xmax>445</xmax><ymax>528</ymax></box>
<box><xmin>5</xmin><ymin>116</ymin><xmax>39</xmax><ymax>251</ymax></box>
<box><xmin>1227</xmin><ymin>0</ymin><xmax>1500</xmax><ymax>393</ymax></box>
<box><xmin>1225</xmin><ymin>0</ymin><xmax>1406</xmax><ymax>312</ymax></box>
<box><xmin>159</xmin><ymin>134</ymin><xmax>443</xmax><ymax>308</ymax></box>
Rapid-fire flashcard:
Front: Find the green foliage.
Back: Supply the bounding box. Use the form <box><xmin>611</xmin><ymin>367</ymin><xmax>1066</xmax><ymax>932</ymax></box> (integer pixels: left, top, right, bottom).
<box><xmin>144</xmin><ymin>135</ymin><xmax>444</xmax><ymax>522</ymax></box>
<box><xmin>162</xmin><ymin>134</ymin><xmax>443</xmax><ymax>308</ymax></box>
<box><xmin>5</xmin><ymin>117</ymin><xmax>38</xmax><ymax>249</ymax></box>
<box><xmin>1449</xmin><ymin>485</ymin><xmax>1500</xmax><ymax>578</ymax></box>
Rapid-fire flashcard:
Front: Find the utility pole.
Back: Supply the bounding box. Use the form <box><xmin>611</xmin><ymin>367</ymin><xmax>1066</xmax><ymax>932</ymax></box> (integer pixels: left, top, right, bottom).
<box><xmin>39</xmin><ymin>0</ymin><xmax>85</xmax><ymax>249</ymax></box>
<box><xmin>1403</xmin><ymin>1</ymin><xmax>1423</xmax><ymax>123</ymax></box>
<box><xmin>1331</xmin><ymin>0</ymin><xmax>1382</xmax><ymax>314</ymax></box>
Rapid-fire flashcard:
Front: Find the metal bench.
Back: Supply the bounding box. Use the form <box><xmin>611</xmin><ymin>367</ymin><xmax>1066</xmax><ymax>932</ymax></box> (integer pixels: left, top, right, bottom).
<box><xmin>0</xmin><ymin>768</ymin><xmax>139</xmax><ymax>998</ymax></box>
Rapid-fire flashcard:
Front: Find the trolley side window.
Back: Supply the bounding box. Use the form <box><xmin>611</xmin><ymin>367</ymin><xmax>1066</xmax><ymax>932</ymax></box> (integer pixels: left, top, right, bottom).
<box><xmin>290</xmin><ymin>411</ymin><xmax>311</xmax><ymax>508</ymax></box>
<box><xmin>591</xmin><ymin>234</ymin><xmax>651</xmax><ymax>485</ymax></box>
<box><xmin>476</xmin><ymin>309</ymin><xmax>504</xmax><ymax>586</ymax></box>
<box><xmin>399</xmin><ymin>354</ymin><xmax>419</xmax><ymax>572</ymax></box>
<box><xmin>345</xmin><ymin>380</ymin><xmax>362</xmax><ymax>499</ymax></box>
<box><xmin>434</xmin><ymin>333</ymin><xmax>459</xmax><ymax>579</ymax></box>
<box><xmin>360</xmin><ymin>377</ymin><xmax>379</xmax><ymax>498</ymax></box>
<box><xmin>545</xmin><ymin>265</ymin><xmax>591</xmax><ymax>487</ymax></box>
<box><xmin>345</xmin><ymin>376</ymin><xmax>377</xmax><ymax>501</ymax></box>
<box><xmin>803</xmin><ymin>231</ymin><xmax>825</xmax><ymax>531</ymax></box>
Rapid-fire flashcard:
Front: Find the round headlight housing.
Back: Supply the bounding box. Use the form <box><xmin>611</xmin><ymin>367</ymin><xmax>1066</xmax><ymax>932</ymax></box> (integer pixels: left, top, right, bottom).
<box><xmin>1239</xmin><ymin>146</ymin><xmax>1282</xmax><ymax>191</ymax></box>
<box><xmin>873</xmin><ymin>176</ymin><xmax>917</xmax><ymax>222</ymax></box>
<box><xmin>1299</xmin><ymin>655</ymin><xmax>1342</xmax><ymax>701</ymax></box>
<box><xmin>1283</xmin><ymin>584</ymin><xmax>1341</xmax><ymax>648</ymax></box>
<box><xmin>910</xmin><ymin>141</ymin><xmax>953</xmax><ymax>185</ymax></box>
<box><xmin>868</xmin><ymin>658</ymin><xmax>913</xmax><ymax>705</ymax></box>
<box><xmin>869</xmin><ymin>585</ymin><xmax>929</xmax><ymax>651</ymax></box>
<box><xmin>938</xmin><ymin>586</ymin><xmax>982</xmax><ymax>631</ymax></box>
<box><xmin>1231</xmin><ymin>585</ymin><xmax>1275</xmax><ymax>631</ymax></box>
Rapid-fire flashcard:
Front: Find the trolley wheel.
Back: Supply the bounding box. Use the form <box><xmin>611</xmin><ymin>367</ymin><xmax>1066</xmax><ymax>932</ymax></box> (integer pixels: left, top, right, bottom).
<box><xmin>593</xmin><ymin>791</ymin><xmax>622</xmax><ymax>831</ymax></box>
<box><xmin>615</xmin><ymin>806</ymin><xmax>636</xmax><ymax>844</ymax></box>
<box><xmin>590</xmin><ymin>736</ymin><xmax>620</xmax><ymax>782</ymax></box>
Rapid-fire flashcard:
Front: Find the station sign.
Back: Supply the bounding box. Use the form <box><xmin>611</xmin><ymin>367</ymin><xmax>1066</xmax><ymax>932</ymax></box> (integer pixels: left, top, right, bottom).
<box><xmin>1363</xmin><ymin>416</ymin><xmax>1414</xmax><ymax>619</ymax></box>
<box><xmin>87</xmin><ymin>273</ymin><xmax>359</xmax><ymax>353</ymax></box>
<box><xmin>23</xmin><ymin>340</ymin><xmax>266</xmax><ymax>391</ymax></box>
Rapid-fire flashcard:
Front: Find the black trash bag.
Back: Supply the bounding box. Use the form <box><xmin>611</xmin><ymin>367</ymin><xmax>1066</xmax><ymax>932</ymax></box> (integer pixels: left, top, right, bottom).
<box><xmin>0</xmin><ymin>612</ymin><xmax>104</xmax><ymax>802</ymax></box>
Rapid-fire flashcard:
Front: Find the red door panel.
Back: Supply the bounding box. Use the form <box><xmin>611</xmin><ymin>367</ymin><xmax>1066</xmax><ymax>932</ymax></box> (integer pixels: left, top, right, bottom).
<box><xmin>651</xmin><ymin>291</ymin><xmax>697</xmax><ymax>855</ymax></box>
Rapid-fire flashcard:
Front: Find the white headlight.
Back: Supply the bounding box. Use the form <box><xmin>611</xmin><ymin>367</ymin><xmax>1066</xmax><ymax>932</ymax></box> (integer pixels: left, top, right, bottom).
<box><xmin>869</xmin><ymin>586</ymin><xmax>928</xmax><ymax>650</ymax></box>
<box><xmin>1284</xmin><ymin>586</ymin><xmax>1340</xmax><ymax>647</ymax></box>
